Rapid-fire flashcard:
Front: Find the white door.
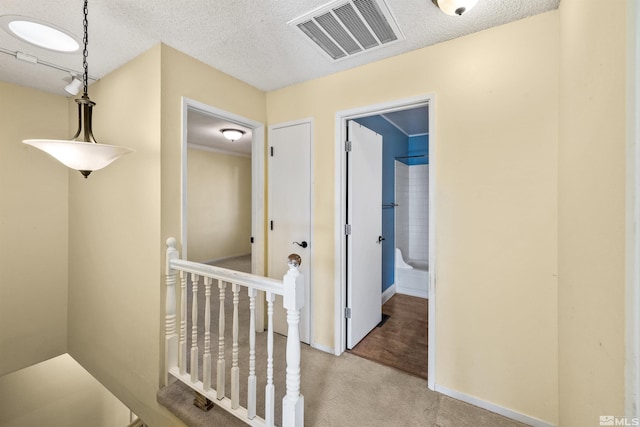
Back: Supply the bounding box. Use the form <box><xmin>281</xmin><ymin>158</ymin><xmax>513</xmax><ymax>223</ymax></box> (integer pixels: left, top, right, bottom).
<box><xmin>268</xmin><ymin>121</ymin><xmax>312</xmax><ymax>344</ymax></box>
<box><xmin>347</xmin><ymin>121</ymin><xmax>382</xmax><ymax>349</ymax></box>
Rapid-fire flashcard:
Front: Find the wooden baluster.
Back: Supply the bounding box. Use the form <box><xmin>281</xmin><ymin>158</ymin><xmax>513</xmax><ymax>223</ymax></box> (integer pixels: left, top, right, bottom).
<box><xmin>190</xmin><ymin>273</ymin><xmax>199</xmax><ymax>384</ymax></box>
<box><xmin>282</xmin><ymin>254</ymin><xmax>305</xmax><ymax>427</ymax></box>
<box><xmin>179</xmin><ymin>271</ymin><xmax>187</xmax><ymax>375</ymax></box>
<box><xmin>217</xmin><ymin>280</ymin><xmax>227</xmax><ymax>400</ymax></box>
<box><xmin>164</xmin><ymin>238</ymin><xmax>178</xmax><ymax>385</ymax></box>
<box><xmin>203</xmin><ymin>277</ymin><xmax>212</xmax><ymax>391</ymax></box>
<box><xmin>265</xmin><ymin>291</ymin><xmax>275</xmax><ymax>427</ymax></box>
<box><xmin>231</xmin><ymin>283</ymin><xmax>240</xmax><ymax>409</ymax></box>
<box><xmin>247</xmin><ymin>287</ymin><xmax>257</xmax><ymax>419</ymax></box>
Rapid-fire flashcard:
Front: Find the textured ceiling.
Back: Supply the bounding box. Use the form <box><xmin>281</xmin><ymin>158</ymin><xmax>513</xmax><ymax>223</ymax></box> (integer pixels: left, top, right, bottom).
<box><xmin>0</xmin><ymin>0</ymin><xmax>559</xmax><ymax>151</ymax></box>
<box><xmin>0</xmin><ymin>0</ymin><xmax>560</xmax><ymax>97</ymax></box>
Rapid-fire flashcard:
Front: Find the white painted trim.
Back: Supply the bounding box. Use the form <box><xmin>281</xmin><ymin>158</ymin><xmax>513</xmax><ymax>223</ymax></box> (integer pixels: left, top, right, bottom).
<box><xmin>382</xmin><ymin>284</ymin><xmax>396</xmax><ymax>305</ymax></box>
<box><xmin>181</xmin><ymin>100</ymin><xmax>189</xmax><ymax>260</ymax></box>
<box><xmin>626</xmin><ymin>0</ymin><xmax>640</xmax><ymax>418</ymax></box>
<box><xmin>267</xmin><ymin>117</ymin><xmax>315</xmax><ymax>348</ymax></box>
<box><xmin>180</xmin><ymin>97</ymin><xmax>265</xmax><ymax>330</ymax></box>
<box><xmin>427</xmin><ymin>95</ymin><xmax>437</xmax><ymax>391</ymax></box>
<box><xmin>334</xmin><ymin>116</ymin><xmax>347</xmax><ymax>356</ymax></box>
<box><xmin>435</xmin><ymin>385</ymin><xmax>557</xmax><ymax>427</ymax></box>
<box><xmin>310</xmin><ymin>341</ymin><xmax>334</xmax><ymax>355</ymax></box>
<box><xmin>396</xmin><ymin>287</ymin><xmax>428</xmax><ymax>299</ymax></box>
<box><xmin>334</xmin><ymin>94</ymin><xmax>436</xmax><ymax>385</ymax></box>
<box><xmin>200</xmin><ymin>253</ymin><xmax>252</xmax><ymax>265</ymax></box>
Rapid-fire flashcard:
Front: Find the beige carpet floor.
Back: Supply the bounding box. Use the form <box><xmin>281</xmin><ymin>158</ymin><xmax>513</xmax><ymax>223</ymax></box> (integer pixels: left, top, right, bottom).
<box><xmin>157</xmin><ymin>255</ymin><xmax>529</xmax><ymax>427</ymax></box>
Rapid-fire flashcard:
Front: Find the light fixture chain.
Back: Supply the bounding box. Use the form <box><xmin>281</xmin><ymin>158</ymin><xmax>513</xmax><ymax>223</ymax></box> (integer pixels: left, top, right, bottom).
<box><xmin>82</xmin><ymin>0</ymin><xmax>89</xmax><ymax>96</ymax></box>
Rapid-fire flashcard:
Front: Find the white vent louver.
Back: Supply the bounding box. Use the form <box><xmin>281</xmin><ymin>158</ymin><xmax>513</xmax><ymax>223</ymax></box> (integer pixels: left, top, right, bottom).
<box><xmin>289</xmin><ymin>0</ymin><xmax>404</xmax><ymax>61</ymax></box>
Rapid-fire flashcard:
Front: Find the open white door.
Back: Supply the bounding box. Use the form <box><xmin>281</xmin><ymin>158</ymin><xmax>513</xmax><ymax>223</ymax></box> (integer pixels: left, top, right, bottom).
<box><xmin>268</xmin><ymin>121</ymin><xmax>312</xmax><ymax>344</ymax></box>
<box><xmin>347</xmin><ymin>120</ymin><xmax>382</xmax><ymax>349</ymax></box>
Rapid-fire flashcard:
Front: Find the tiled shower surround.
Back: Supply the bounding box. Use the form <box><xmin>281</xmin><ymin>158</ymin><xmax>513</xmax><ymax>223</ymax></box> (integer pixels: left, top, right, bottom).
<box><xmin>395</xmin><ymin>161</ymin><xmax>429</xmax><ymax>263</ymax></box>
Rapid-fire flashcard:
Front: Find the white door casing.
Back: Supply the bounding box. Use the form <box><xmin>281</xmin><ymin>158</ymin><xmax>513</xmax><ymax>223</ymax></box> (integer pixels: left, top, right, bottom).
<box><xmin>181</xmin><ymin>97</ymin><xmax>266</xmax><ymax>331</ymax></box>
<box><xmin>335</xmin><ymin>94</ymin><xmax>435</xmax><ymax>389</ymax></box>
<box><xmin>268</xmin><ymin>120</ymin><xmax>312</xmax><ymax>344</ymax></box>
<box><xmin>346</xmin><ymin>120</ymin><xmax>383</xmax><ymax>349</ymax></box>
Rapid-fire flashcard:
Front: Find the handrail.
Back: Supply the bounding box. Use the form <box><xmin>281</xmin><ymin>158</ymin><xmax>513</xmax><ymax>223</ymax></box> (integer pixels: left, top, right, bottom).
<box><xmin>163</xmin><ymin>237</ymin><xmax>305</xmax><ymax>427</ymax></box>
<box><xmin>169</xmin><ymin>258</ymin><xmax>285</xmax><ymax>294</ymax></box>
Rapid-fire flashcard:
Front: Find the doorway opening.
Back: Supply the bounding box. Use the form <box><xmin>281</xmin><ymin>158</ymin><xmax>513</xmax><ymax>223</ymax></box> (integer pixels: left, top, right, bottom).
<box><xmin>181</xmin><ymin>97</ymin><xmax>266</xmax><ymax>329</ymax></box>
<box><xmin>335</xmin><ymin>94</ymin><xmax>436</xmax><ymax>388</ymax></box>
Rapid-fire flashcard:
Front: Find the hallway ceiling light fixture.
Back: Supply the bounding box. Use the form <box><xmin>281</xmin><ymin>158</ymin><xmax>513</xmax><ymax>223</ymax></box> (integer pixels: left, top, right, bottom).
<box><xmin>22</xmin><ymin>0</ymin><xmax>134</xmax><ymax>178</ymax></box>
<box><xmin>64</xmin><ymin>73</ymin><xmax>83</xmax><ymax>95</ymax></box>
<box><xmin>0</xmin><ymin>15</ymin><xmax>80</xmax><ymax>53</ymax></box>
<box><xmin>221</xmin><ymin>129</ymin><xmax>245</xmax><ymax>142</ymax></box>
<box><xmin>432</xmin><ymin>0</ymin><xmax>479</xmax><ymax>16</ymax></box>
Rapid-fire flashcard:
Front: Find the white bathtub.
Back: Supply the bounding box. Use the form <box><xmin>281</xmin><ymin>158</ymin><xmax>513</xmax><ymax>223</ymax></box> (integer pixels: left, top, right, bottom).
<box><xmin>395</xmin><ymin>248</ymin><xmax>429</xmax><ymax>299</ymax></box>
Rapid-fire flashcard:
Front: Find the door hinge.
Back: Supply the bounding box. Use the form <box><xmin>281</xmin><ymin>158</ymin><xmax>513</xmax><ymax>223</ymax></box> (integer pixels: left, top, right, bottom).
<box><xmin>270</xmin><ymin>146</ymin><xmax>274</xmax><ymax>157</ymax></box>
<box><xmin>270</xmin><ymin>220</ymin><xmax>274</xmax><ymax>230</ymax></box>
<box><xmin>344</xmin><ymin>224</ymin><xmax>351</xmax><ymax>235</ymax></box>
<box><xmin>345</xmin><ymin>140</ymin><xmax>352</xmax><ymax>152</ymax></box>
<box><xmin>250</xmin><ymin>236</ymin><xmax>254</xmax><ymax>243</ymax></box>
<box><xmin>345</xmin><ymin>307</ymin><xmax>351</xmax><ymax>319</ymax></box>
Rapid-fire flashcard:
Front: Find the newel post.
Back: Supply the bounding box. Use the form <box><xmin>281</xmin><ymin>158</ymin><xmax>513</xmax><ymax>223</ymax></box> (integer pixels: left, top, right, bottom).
<box><xmin>164</xmin><ymin>237</ymin><xmax>179</xmax><ymax>385</ymax></box>
<box><xmin>282</xmin><ymin>254</ymin><xmax>305</xmax><ymax>427</ymax></box>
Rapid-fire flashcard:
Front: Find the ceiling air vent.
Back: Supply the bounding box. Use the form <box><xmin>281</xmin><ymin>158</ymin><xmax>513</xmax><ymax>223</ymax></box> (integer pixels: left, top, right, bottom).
<box><xmin>289</xmin><ymin>0</ymin><xmax>404</xmax><ymax>61</ymax></box>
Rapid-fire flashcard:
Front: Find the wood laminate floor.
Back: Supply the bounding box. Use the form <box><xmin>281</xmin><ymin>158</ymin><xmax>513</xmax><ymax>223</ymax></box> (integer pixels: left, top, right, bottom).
<box><xmin>349</xmin><ymin>293</ymin><xmax>428</xmax><ymax>380</ymax></box>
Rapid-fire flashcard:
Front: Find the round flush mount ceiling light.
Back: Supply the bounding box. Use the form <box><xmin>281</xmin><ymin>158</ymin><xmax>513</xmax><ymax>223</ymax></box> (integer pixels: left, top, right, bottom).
<box><xmin>221</xmin><ymin>129</ymin><xmax>245</xmax><ymax>142</ymax></box>
<box><xmin>0</xmin><ymin>15</ymin><xmax>80</xmax><ymax>53</ymax></box>
<box><xmin>432</xmin><ymin>0</ymin><xmax>479</xmax><ymax>16</ymax></box>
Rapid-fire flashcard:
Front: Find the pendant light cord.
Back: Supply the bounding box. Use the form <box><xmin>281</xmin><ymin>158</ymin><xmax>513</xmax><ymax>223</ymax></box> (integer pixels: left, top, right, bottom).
<box><xmin>82</xmin><ymin>0</ymin><xmax>89</xmax><ymax>97</ymax></box>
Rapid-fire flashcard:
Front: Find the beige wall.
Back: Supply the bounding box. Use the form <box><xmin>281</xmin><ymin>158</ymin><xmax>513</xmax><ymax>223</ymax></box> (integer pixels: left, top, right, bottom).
<box><xmin>0</xmin><ymin>354</ymin><xmax>131</xmax><ymax>427</ymax></box>
<box><xmin>187</xmin><ymin>148</ymin><xmax>252</xmax><ymax>262</ymax></box>
<box><xmin>65</xmin><ymin>45</ymin><xmax>181</xmax><ymax>426</ymax></box>
<box><xmin>3</xmin><ymin>2</ymin><xmax>632</xmax><ymax>424</ymax></box>
<box><xmin>267</xmin><ymin>11</ymin><xmax>560</xmax><ymax>424</ymax></box>
<box><xmin>0</xmin><ymin>82</ymin><xmax>69</xmax><ymax>376</ymax></box>
<box><xmin>558</xmin><ymin>1</ymin><xmax>628</xmax><ymax>425</ymax></box>
<box><xmin>64</xmin><ymin>43</ymin><xmax>266</xmax><ymax>426</ymax></box>
<box><xmin>160</xmin><ymin>43</ymin><xmax>267</xmax><ymax>258</ymax></box>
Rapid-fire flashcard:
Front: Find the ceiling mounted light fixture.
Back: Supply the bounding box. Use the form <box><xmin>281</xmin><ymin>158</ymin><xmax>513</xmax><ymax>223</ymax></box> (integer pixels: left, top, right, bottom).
<box><xmin>432</xmin><ymin>0</ymin><xmax>479</xmax><ymax>16</ymax></box>
<box><xmin>64</xmin><ymin>74</ymin><xmax>83</xmax><ymax>95</ymax></box>
<box><xmin>221</xmin><ymin>129</ymin><xmax>245</xmax><ymax>142</ymax></box>
<box><xmin>22</xmin><ymin>0</ymin><xmax>134</xmax><ymax>178</ymax></box>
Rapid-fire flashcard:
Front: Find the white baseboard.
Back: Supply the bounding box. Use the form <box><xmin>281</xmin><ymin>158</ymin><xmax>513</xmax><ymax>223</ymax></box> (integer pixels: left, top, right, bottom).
<box><xmin>382</xmin><ymin>284</ymin><xmax>396</xmax><ymax>304</ymax></box>
<box><xmin>434</xmin><ymin>385</ymin><xmax>557</xmax><ymax>427</ymax></box>
<box><xmin>310</xmin><ymin>341</ymin><xmax>336</xmax><ymax>355</ymax></box>
<box><xmin>396</xmin><ymin>286</ymin><xmax>428</xmax><ymax>299</ymax></box>
<box><xmin>203</xmin><ymin>253</ymin><xmax>252</xmax><ymax>265</ymax></box>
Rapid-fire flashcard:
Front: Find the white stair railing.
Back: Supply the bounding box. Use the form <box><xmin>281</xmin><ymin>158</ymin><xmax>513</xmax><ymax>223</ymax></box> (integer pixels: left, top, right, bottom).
<box><xmin>164</xmin><ymin>238</ymin><xmax>304</xmax><ymax>427</ymax></box>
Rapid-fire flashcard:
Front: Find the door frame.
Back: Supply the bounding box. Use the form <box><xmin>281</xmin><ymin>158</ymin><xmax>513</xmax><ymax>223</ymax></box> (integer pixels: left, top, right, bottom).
<box><xmin>181</xmin><ymin>96</ymin><xmax>266</xmax><ymax>329</ymax></box>
<box><xmin>267</xmin><ymin>118</ymin><xmax>314</xmax><ymax>346</ymax></box>
<box><xmin>334</xmin><ymin>94</ymin><xmax>436</xmax><ymax>390</ymax></box>
<box><xmin>626</xmin><ymin>0</ymin><xmax>640</xmax><ymax>416</ymax></box>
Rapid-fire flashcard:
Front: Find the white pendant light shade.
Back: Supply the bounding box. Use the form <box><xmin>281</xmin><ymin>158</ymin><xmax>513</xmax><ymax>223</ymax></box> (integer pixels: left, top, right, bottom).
<box><xmin>434</xmin><ymin>0</ymin><xmax>479</xmax><ymax>16</ymax></box>
<box><xmin>23</xmin><ymin>139</ymin><xmax>134</xmax><ymax>176</ymax></box>
<box><xmin>19</xmin><ymin>0</ymin><xmax>134</xmax><ymax>179</ymax></box>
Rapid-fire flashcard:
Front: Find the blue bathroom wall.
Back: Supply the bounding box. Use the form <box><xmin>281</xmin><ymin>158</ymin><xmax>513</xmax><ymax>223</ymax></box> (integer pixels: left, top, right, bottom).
<box><xmin>353</xmin><ymin>116</ymin><xmax>408</xmax><ymax>293</ymax></box>
<box><xmin>407</xmin><ymin>134</ymin><xmax>429</xmax><ymax>165</ymax></box>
